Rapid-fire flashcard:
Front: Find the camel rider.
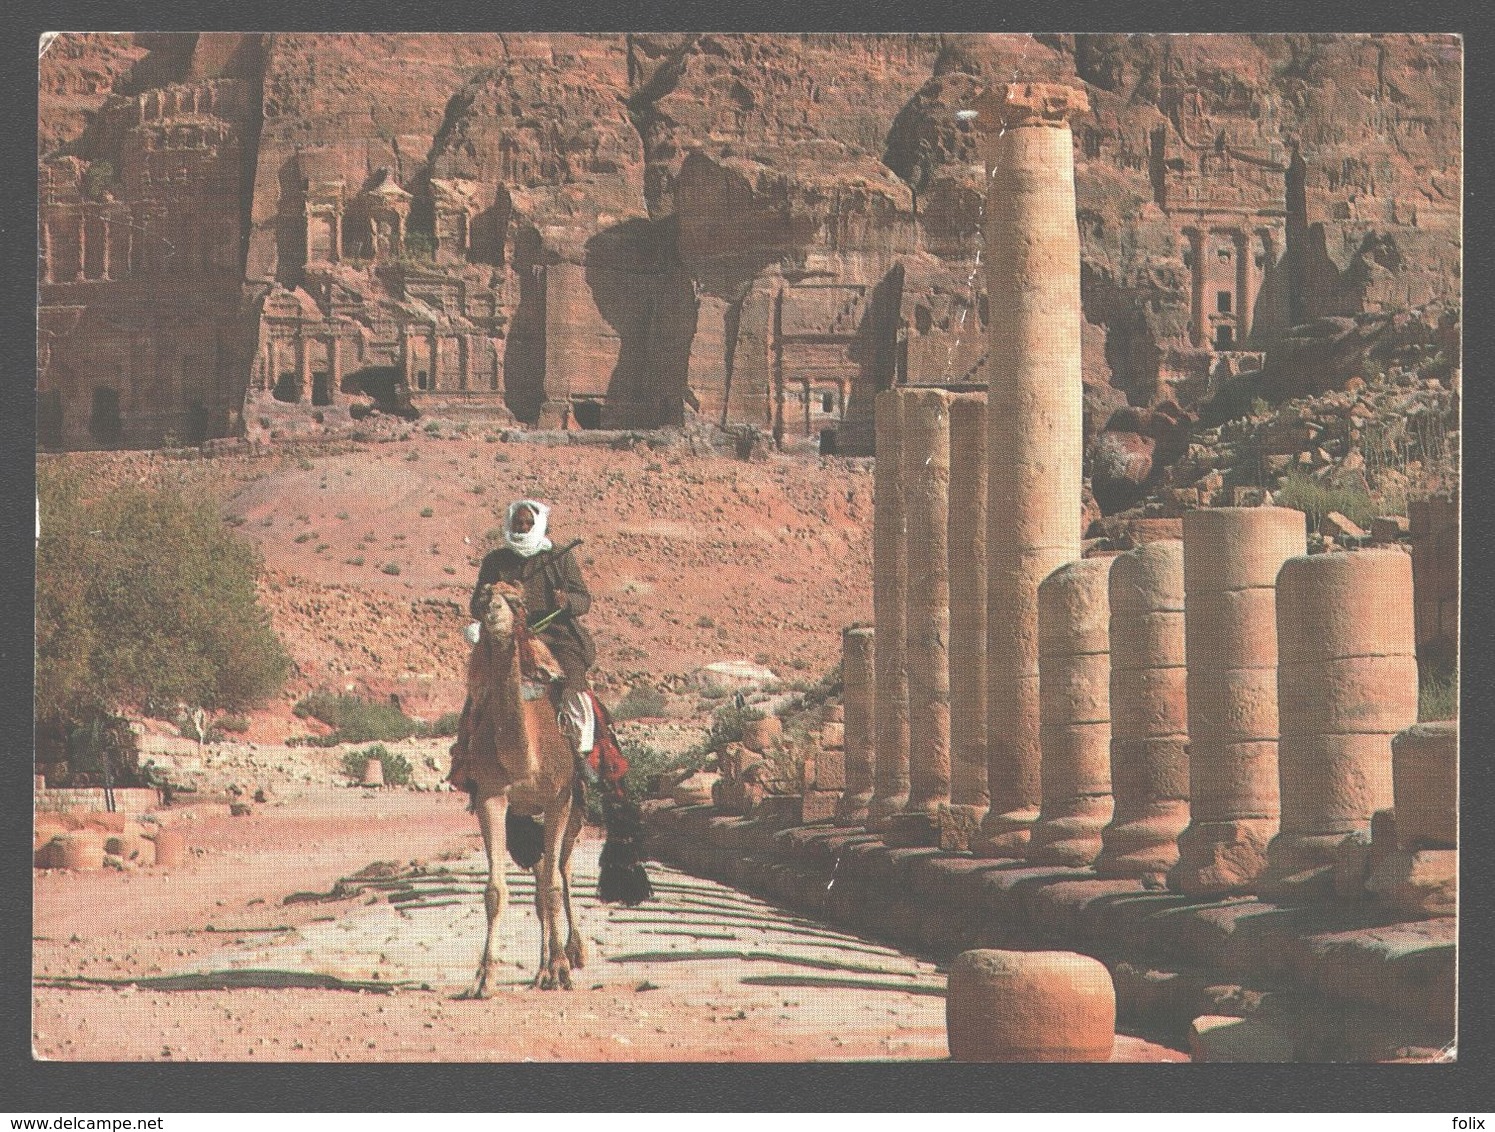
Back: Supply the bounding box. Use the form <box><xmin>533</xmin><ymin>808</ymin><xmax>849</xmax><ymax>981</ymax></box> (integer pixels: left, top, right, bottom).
<box><xmin>470</xmin><ymin>499</ymin><xmax>597</xmax><ymax>759</ymax></box>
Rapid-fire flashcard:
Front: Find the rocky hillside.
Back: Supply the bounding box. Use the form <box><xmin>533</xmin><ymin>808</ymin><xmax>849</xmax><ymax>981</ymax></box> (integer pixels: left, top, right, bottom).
<box><xmin>40</xmin><ymin>32</ymin><xmax>1460</xmax><ymax>462</ymax></box>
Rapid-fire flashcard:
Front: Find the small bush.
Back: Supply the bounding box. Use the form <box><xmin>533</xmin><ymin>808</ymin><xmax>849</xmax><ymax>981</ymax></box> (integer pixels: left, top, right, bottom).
<box><xmin>707</xmin><ymin>703</ymin><xmax>766</xmax><ymax>753</ymax></box>
<box><xmin>347</xmin><ymin>555</ymin><xmax>366</xmax><ymax>567</ymax></box>
<box><xmin>420</xmin><ymin>507</ymin><xmax>435</xmax><ymax>518</ymax></box>
<box><xmin>429</xmin><ymin>711</ymin><xmax>463</xmax><ymax>738</ymax></box>
<box><xmin>217</xmin><ymin>714</ymin><xmax>251</xmax><ymax>734</ymax></box>
<box><xmin>1274</xmin><ymin>470</ymin><xmax>1376</xmax><ymax>533</ymax></box>
<box><xmin>294</xmin><ymin>692</ymin><xmax>424</xmax><ymax>744</ymax></box>
<box><xmin>341</xmin><ymin>744</ymin><xmax>413</xmax><ymax>786</ymax></box>
<box><xmin>381</xmin><ymin>562</ymin><xmax>401</xmax><ymax>576</ymax></box>
<box><xmin>424</xmin><ymin>422</ymin><xmax>442</xmax><ymax>435</ymax></box>
<box><xmin>1419</xmin><ymin>674</ymin><xmax>1458</xmax><ymax>722</ymax></box>
<box><xmin>293</xmin><ymin>532</ymin><xmax>313</xmax><ymax>544</ymax></box>
<box><xmin>613</xmin><ymin>685</ymin><xmax>669</xmax><ymax>721</ymax></box>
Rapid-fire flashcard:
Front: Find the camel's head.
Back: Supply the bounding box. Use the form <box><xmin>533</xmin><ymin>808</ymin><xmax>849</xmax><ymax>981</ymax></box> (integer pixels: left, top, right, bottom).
<box><xmin>478</xmin><ymin>581</ymin><xmax>525</xmax><ymax>640</ymax></box>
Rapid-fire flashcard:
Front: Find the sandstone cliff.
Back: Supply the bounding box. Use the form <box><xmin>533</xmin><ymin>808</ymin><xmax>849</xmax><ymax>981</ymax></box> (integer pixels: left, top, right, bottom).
<box><xmin>39</xmin><ymin>32</ymin><xmax>1460</xmax><ymax>463</ymax></box>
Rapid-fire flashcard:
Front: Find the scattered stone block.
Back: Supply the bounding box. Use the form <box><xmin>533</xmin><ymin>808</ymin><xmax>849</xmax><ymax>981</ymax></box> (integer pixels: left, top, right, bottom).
<box><xmin>1188</xmin><ymin>1014</ymin><xmax>1294</xmax><ymax>1062</ymax></box>
<box><xmin>946</xmin><ymin>949</ymin><xmax>1116</xmax><ymax>1062</ymax></box>
<box><xmin>1371</xmin><ymin>515</ymin><xmax>1409</xmax><ymax>544</ymax></box>
<box><xmin>54</xmin><ymin>831</ymin><xmax>106</xmax><ymax>871</ymax></box>
<box><xmin>672</xmin><ymin>770</ymin><xmax>718</xmax><ymax>807</ymax></box>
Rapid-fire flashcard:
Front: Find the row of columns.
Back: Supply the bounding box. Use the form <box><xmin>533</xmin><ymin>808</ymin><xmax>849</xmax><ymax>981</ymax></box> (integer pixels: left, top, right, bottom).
<box><xmin>830</xmin><ymin>80</ymin><xmax>1451</xmax><ymax>915</ymax></box>
<box><xmin>844</xmin><ymin>495</ymin><xmax>1441</xmax><ymax>905</ymax></box>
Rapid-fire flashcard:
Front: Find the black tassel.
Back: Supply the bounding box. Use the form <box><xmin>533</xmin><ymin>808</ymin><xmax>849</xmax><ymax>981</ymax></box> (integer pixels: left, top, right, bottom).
<box><xmin>506</xmin><ymin>810</ymin><xmax>545</xmax><ymax>870</ymax></box>
<box><xmin>596</xmin><ymin>795</ymin><xmax>653</xmax><ymax>905</ymax></box>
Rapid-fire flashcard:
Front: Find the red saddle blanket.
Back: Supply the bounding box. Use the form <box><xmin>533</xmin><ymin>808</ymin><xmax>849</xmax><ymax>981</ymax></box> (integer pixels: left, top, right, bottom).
<box><xmin>584</xmin><ymin>692</ymin><xmax>630</xmax><ymax>802</ymax></box>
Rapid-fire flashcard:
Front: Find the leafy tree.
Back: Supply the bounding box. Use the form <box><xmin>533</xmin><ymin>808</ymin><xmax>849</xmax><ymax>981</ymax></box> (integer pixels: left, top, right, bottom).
<box><xmin>35</xmin><ymin>466</ymin><xmax>291</xmax><ymax>763</ymax></box>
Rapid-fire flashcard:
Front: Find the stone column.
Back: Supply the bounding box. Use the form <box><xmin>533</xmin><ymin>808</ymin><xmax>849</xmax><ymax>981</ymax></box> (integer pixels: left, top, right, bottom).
<box><xmin>1028</xmin><ymin>556</ymin><xmax>1114</xmax><ymax>866</ymax></box>
<box><xmin>1263</xmin><ymin>550</ymin><xmax>1419</xmax><ymax>899</ymax></box>
<box><xmin>1169</xmin><ymin>507</ymin><xmax>1306</xmax><ymax>896</ymax></box>
<box><xmin>76</xmin><ymin>213</ymin><xmax>87</xmax><ymax>281</ymax></box>
<box><xmin>902</xmin><ymin>388</ymin><xmax>952</xmax><ymax>814</ymax></box>
<box><xmin>42</xmin><ymin>219</ymin><xmax>53</xmax><ymax>284</ymax></box>
<box><xmin>972</xmin><ymin>81</ymin><xmax>1090</xmax><ymax>858</ymax></box>
<box><xmin>263</xmin><ymin>337</ymin><xmax>277</xmax><ymax>393</ymax></box>
<box><xmin>100</xmin><ymin>219</ymin><xmax>112</xmax><ymax>281</ymax></box>
<box><xmin>328</xmin><ymin>337</ymin><xmax>342</xmax><ymax>404</ymax></box>
<box><xmin>887</xmin><ymin>389</ymin><xmax>966</xmax><ymax>849</ymax></box>
<box><xmin>1096</xmin><ymin>540</ymin><xmax>1190</xmax><ymax>881</ymax></box>
<box><xmin>1184</xmin><ymin>227</ymin><xmax>1205</xmax><ymax>348</ymax></box>
<box><xmin>869</xmin><ymin>387</ymin><xmax>910</xmax><ymax>827</ymax></box>
<box><xmin>1234</xmin><ymin>229</ymin><xmax>1253</xmax><ymax>343</ymax></box>
<box><xmin>837</xmin><ymin>625</ymin><xmax>876</xmax><ymax>825</ymax></box>
<box><xmin>949</xmin><ymin>393</ymin><xmax>989</xmax><ymax>818</ymax></box>
<box><xmin>297</xmin><ymin>335</ymin><xmax>312</xmax><ymax>403</ymax></box>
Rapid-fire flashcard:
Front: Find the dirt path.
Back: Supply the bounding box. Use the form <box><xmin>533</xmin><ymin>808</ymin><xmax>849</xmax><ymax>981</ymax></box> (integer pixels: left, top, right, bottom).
<box><xmin>33</xmin><ymin>787</ymin><xmax>1184</xmax><ymax>1062</ymax></box>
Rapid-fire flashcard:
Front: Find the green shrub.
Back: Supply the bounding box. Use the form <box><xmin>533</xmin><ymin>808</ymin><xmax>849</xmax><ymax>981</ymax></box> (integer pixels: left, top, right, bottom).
<box><xmin>420</xmin><ymin>507</ymin><xmax>435</xmax><ymax>518</ymax></box>
<box><xmin>35</xmin><ymin>466</ymin><xmax>290</xmax><ymax>761</ymax></box>
<box><xmin>341</xmin><ymin>744</ymin><xmax>413</xmax><ymax>786</ymax></box>
<box><xmin>1419</xmin><ymin>674</ymin><xmax>1458</xmax><ymax>722</ymax></box>
<box><xmin>217</xmin><ymin>714</ymin><xmax>251</xmax><ymax>734</ymax></box>
<box><xmin>429</xmin><ymin>711</ymin><xmax>463</xmax><ymax>738</ymax></box>
<box><xmin>294</xmin><ymin>692</ymin><xmax>423</xmax><ymax>744</ymax></box>
<box><xmin>1273</xmin><ymin>470</ymin><xmax>1376</xmax><ymax>533</ymax></box>
<box><xmin>707</xmin><ymin>702</ymin><xmax>765</xmax><ymax>753</ymax></box>
<box><xmin>612</xmin><ymin>684</ymin><xmax>669</xmax><ymax>721</ymax></box>
<box><xmin>381</xmin><ymin>562</ymin><xmax>401</xmax><ymax>576</ymax></box>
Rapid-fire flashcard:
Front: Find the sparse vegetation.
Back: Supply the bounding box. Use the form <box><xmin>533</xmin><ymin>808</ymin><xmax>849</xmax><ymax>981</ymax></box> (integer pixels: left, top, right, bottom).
<box><xmin>1419</xmin><ymin>674</ymin><xmax>1458</xmax><ymax>722</ymax></box>
<box><xmin>1273</xmin><ymin>469</ymin><xmax>1377</xmax><ymax>532</ymax></box>
<box><xmin>294</xmin><ymin>693</ymin><xmax>426</xmax><ymax>745</ymax></box>
<box><xmin>341</xmin><ymin>744</ymin><xmax>413</xmax><ymax>786</ymax></box>
<box><xmin>381</xmin><ymin>562</ymin><xmax>401</xmax><ymax>575</ymax></box>
<box><xmin>612</xmin><ymin>684</ymin><xmax>669</xmax><ymax>721</ymax></box>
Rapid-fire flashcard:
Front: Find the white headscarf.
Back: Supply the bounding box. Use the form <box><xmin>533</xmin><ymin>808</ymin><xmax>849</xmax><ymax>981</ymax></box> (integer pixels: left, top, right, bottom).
<box><xmin>504</xmin><ymin>499</ymin><xmax>553</xmax><ymax>558</ymax></box>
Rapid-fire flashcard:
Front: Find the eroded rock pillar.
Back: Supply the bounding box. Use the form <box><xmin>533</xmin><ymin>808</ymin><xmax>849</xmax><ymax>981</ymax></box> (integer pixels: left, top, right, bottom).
<box><xmin>946</xmin><ymin>950</ymin><xmax>1116</xmax><ymax>1063</ymax></box>
<box><xmin>1096</xmin><ymin>540</ymin><xmax>1190</xmax><ymax>881</ymax></box>
<box><xmin>1170</xmin><ymin>507</ymin><xmax>1306</xmax><ymax>896</ymax></box>
<box><xmin>949</xmin><ymin>393</ymin><xmax>989</xmax><ymax>818</ymax></box>
<box><xmin>973</xmin><ymin>82</ymin><xmax>1090</xmax><ymax>857</ymax></box>
<box><xmin>837</xmin><ymin>625</ymin><xmax>876</xmax><ymax>825</ymax></box>
<box><xmin>1264</xmin><ymin>550</ymin><xmax>1419</xmax><ymax>899</ymax></box>
<box><xmin>1028</xmin><ymin>556</ymin><xmax>1114</xmax><ymax>866</ymax></box>
<box><xmin>869</xmin><ymin>387</ymin><xmax>910</xmax><ymax>827</ymax></box>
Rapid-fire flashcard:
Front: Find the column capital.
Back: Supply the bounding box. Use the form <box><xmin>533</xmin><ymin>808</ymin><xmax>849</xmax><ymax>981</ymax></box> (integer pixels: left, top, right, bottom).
<box><xmin>969</xmin><ymin>82</ymin><xmax>1090</xmax><ymax>133</ymax></box>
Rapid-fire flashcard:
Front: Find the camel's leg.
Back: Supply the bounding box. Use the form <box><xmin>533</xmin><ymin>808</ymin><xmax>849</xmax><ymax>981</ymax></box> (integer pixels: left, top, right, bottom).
<box><xmin>470</xmin><ymin>789</ymin><xmax>509</xmax><ymax>999</ymax></box>
<box><xmin>531</xmin><ymin>863</ymin><xmax>549</xmax><ymax>982</ymax></box>
<box><xmin>560</xmin><ymin>797</ymin><xmax>587</xmax><ymax>970</ymax></box>
<box><xmin>534</xmin><ymin>789</ymin><xmax>575</xmax><ymax>990</ymax></box>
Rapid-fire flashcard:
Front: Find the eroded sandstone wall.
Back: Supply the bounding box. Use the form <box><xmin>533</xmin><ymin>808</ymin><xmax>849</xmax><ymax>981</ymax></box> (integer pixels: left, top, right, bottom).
<box><xmin>39</xmin><ymin>33</ymin><xmax>1460</xmax><ymax>451</ymax></box>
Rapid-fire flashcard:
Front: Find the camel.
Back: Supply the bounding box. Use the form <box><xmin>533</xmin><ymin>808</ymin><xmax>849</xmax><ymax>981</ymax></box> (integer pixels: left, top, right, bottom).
<box><xmin>458</xmin><ymin>581</ymin><xmax>588</xmax><ymax>995</ymax></box>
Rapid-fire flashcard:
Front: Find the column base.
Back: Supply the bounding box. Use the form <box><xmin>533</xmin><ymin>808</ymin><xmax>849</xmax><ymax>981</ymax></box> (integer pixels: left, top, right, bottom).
<box><xmin>971</xmin><ymin>805</ymin><xmax>1040</xmax><ymax>859</ymax></box>
<box><xmin>1027</xmin><ymin>796</ymin><xmax>1114</xmax><ymax>867</ymax></box>
<box><xmin>1367</xmin><ymin>848</ymin><xmax>1457</xmax><ymax>919</ymax></box>
<box><xmin>1167</xmin><ymin>818</ymin><xmax>1276</xmax><ymax>897</ymax></box>
<box><xmin>864</xmin><ymin>792</ymin><xmax>910</xmax><ymax>834</ymax></box>
<box><xmin>882</xmin><ymin>804</ymin><xmax>985</xmax><ymax>852</ymax></box>
<box><xmin>1094</xmin><ymin>801</ymin><xmax>1189</xmax><ymax>880</ymax></box>
<box><xmin>834</xmin><ymin>790</ymin><xmax>873</xmax><ymax>826</ymax></box>
<box><xmin>1260</xmin><ymin>829</ymin><xmax>1365</xmax><ymax>903</ymax></box>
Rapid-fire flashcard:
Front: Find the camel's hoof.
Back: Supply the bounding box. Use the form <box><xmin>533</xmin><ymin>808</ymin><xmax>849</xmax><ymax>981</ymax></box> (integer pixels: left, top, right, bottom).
<box><xmin>466</xmin><ymin>962</ymin><xmax>501</xmax><ymax>999</ymax></box>
<box><xmin>565</xmin><ymin>937</ymin><xmax>587</xmax><ymax>970</ymax></box>
<box><xmin>536</xmin><ymin>960</ymin><xmax>573</xmax><ymax>991</ymax></box>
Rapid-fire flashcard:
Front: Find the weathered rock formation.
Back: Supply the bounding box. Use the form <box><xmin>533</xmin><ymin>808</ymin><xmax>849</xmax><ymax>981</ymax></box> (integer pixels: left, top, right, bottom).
<box><xmin>40</xmin><ymin>33</ymin><xmax>1460</xmax><ymax>457</ymax></box>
